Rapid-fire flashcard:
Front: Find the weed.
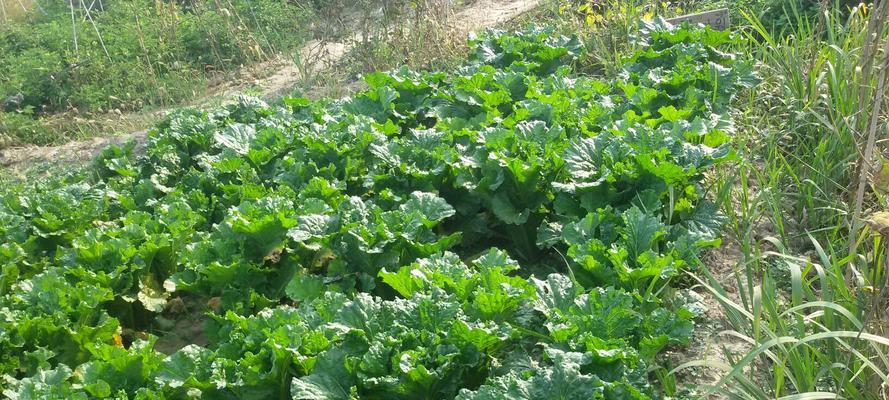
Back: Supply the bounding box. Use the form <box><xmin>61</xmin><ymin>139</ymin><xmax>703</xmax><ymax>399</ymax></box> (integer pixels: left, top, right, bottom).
<box><xmin>676</xmin><ymin>2</ymin><xmax>889</xmax><ymax>397</ymax></box>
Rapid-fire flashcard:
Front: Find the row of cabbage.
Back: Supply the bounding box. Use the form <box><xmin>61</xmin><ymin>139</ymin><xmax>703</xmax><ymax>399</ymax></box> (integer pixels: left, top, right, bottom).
<box><xmin>0</xmin><ymin>21</ymin><xmax>755</xmax><ymax>399</ymax></box>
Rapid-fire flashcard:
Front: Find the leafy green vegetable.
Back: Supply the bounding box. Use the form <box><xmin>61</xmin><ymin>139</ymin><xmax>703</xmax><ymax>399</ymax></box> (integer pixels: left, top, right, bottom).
<box><xmin>0</xmin><ymin>21</ymin><xmax>754</xmax><ymax>399</ymax></box>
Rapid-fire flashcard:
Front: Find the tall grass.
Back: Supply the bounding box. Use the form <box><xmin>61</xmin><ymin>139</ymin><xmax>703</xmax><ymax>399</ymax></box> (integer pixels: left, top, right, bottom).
<box><xmin>736</xmin><ymin>2</ymin><xmax>888</xmax><ymax>249</ymax></box>
<box><xmin>681</xmin><ymin>178</ymin><xmax>889</xmax><ymax>398</ymax></box>
<box><xmin>338</xmin><ymin>0</ymin><xmax>466</xmax><ymax>74</ymax></box>
<box><xmin>676</xmin><ymin>2</ymin><xmax>889</xmax><ymax>398</ymax></box>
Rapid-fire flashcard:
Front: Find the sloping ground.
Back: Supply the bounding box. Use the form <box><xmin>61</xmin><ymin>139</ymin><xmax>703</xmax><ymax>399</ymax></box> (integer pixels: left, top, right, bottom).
<box><xmin>0</xmin><ymin>0</ymin><xmax>542</xmax><ymax>174</ymax></box>
<box><xmin>451</xmin><ymin>0</ymin><xmax>540</xmax><ymax>31</ymax></box>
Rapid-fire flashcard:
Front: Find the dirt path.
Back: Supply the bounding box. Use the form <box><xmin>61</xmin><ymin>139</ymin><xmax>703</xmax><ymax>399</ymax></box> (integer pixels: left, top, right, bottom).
<box><xmin>452</xmin><ymin>0</ymin><xmax>541</xmax><ymax>32</ymax></box>
<box><xmin>0</xmin><ymin>0</ymin><xmax>542</xmax><ymax>174</ymax></box>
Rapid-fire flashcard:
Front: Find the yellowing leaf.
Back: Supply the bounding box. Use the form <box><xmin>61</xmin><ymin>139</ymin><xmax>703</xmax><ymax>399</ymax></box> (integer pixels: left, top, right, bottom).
<box><xmin>872</xmin><ymin>158</ymin><xmax>889</xmax><ymax>193</ymax></box>
<box><xmin>113</xmin><ymin>333</ymin><xmax>124</xmax><ymax>348</ymax></box>
<box><xmin>867</xmin><ymin>211</ymin><xmax>889</xmax><ymax>236</ymax></box>
<box><xmin>138</xmin><ymin>273</ymin><xmax>169</xmax><ymax>313</ymax></box>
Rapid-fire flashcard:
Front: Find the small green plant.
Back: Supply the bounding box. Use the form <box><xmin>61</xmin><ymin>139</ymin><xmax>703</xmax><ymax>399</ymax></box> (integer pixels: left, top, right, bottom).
<box><xmin>0</xmin><ymin>109</ymin><xmax>54</xmax><ymax>146</ymax></box>
<box><xmin>680</xmin><ymin>230</ymin><xmax>889</xmax><ymax>398</ymax></box>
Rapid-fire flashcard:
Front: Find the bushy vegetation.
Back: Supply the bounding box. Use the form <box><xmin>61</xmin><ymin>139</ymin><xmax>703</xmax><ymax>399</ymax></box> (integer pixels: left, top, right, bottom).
<box><xmin>4</xmin><ymin>0</ymin><xmax>889</xmax><ymax>398</ymax></box>
<box><xmin>695</xmin><ymin>3</ymin><xmax>889</xmax><ymax>398</ymax></box>
<box><xmin>536</xmin><ymin>1</ymin><xmax>889</xmax><ymax>397</ymax></box>
<box><xmin>0</xmin><ymin>0</ymin><xmax>314</xmax><ymax>132</ymax></box>
<box><xmin>0</xmin><ymin>23</ymin><xmax>755</xmax><ymax>398</ymax></box>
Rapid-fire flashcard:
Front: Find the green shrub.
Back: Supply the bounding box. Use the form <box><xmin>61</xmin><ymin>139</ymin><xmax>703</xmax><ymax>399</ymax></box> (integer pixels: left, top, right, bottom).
<box><xmin>0</xmin><ymin>0</ymin><xmax>314</xmax><ymax>114</ymax></box>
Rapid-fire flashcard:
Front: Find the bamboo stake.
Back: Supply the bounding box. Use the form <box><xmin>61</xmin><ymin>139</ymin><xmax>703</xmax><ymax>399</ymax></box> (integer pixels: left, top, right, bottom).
<box><xmin>168</xmin><ymin>2</ymin><xmax>179</xmax><ymax>45</ymax></box>
<box><xmin>223</xmin><ymin>0</ymin><xmax>265</xmax><ymax>60</ymax></box>
<box><xmin>20</xmin><ymin>0</ymin><xmax>46</xmax><ymax>16</ymax></box>
<box><xmin>194</xmin><ymin>2</ymin><xmax>225</xmax><ymax>68</ymax></box>
<box><xmin>79</xmin><ymin>0</ymin><xmax>112</xmax><ymax>61</ymax></box>
<box><xmin>13</xmin><ymin>0</ymin><xmax>27</xmax><ymax>13</ymax></box>
<box><xmin>69</xmin><ymin>0</ymin><xmax>79</xmax><ymax>58</ymax></box>
<box><xmin>212</xmin><ymin>0</ymin><xmax>251</xmax><ymax>63</ymax></box>
<box><xmin>243</xmin><ymin>0</ymin><xmax>275</xmax><ymax>55</ymax></box>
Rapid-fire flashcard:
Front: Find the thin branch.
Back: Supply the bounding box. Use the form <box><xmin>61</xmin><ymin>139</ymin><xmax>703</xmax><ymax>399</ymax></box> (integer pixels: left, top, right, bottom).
<box><xmin>130</xmin><ymin>2</ymin><xmax>163</xmax><ymax>107</ymax></box>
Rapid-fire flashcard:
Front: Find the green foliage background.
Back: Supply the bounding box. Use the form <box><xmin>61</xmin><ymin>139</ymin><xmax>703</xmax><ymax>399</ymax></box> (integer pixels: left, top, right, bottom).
<box><xmin>0</xmin><ymin>0</ymin><xmax>314</xmax><ymax>114</ymax></box>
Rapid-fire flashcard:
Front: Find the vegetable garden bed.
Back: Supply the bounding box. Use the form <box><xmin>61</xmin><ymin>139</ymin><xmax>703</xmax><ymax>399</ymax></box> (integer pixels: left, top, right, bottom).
<box><xmin>0</xmin><ymin>21</ymin><xmax>755</xmax><ymax>399</ymax></box>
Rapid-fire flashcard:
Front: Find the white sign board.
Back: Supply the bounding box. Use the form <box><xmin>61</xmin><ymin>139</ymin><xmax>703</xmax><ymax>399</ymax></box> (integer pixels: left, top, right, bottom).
<box><xmin>666</xmin><ymin>8</ymin><xmax>730</xmax><ymax>30</ymax></box>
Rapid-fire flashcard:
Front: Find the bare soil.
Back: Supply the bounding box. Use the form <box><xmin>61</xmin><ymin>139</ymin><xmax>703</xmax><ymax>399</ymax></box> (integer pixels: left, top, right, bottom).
<box><xmin>667</xmin><ymin>170</ymin><xmax>781</xmax><ymax>394</ymax></box>
<box><xmin>451</xmin><ymin>0</ymin><xmax>541</xmax><ymax>32</ymax></box>
<box><xmin>665</xmin><ymin>235</ymin><xmax>751</xmax><ymax>394</ymax></box>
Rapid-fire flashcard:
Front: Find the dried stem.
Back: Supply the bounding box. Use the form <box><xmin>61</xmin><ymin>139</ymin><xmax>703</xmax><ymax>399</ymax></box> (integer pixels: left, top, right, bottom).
<box><xmin>850</xmin><ymin>4</ymin><xmax>889</xmax><ymax>263</ymax></box>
